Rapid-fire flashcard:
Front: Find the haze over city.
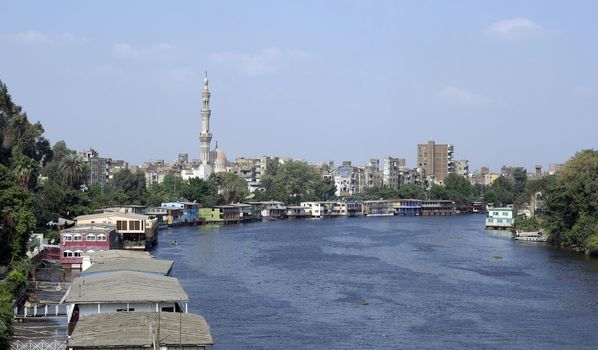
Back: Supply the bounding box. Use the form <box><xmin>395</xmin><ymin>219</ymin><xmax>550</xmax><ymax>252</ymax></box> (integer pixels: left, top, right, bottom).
<box><xmin>1</xmin><ymin>0</ymin><xmax>597</xmax><ymax>170</ymax></box>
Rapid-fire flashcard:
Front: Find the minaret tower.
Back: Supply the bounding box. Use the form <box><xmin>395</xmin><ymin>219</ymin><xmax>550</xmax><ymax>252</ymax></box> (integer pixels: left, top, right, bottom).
<box><xmin>199</xmin><ymin>72</ymin><xmax>212</xmax><ymax>166</ymax></box>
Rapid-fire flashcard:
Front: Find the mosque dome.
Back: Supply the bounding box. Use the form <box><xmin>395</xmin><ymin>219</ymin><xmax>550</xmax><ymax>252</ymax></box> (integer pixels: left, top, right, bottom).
<box><xmin>212</xmin><ymin>143</ymin><xmax>227</xmax><ymax>173</ymax></box>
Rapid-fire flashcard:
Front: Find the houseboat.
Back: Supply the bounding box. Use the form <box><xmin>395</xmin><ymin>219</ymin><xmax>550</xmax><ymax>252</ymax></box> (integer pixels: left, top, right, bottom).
<box><xmin>515</xmin><ymin>230</ymin><xmax>547</xmax><ymax>242</ymax></box>
<box><xmin>362</xmin><ymin>200</ymin><xmax>395</xmax><ymax>216</ymax></box>
<box><xmin>485</xmin><ymin>207</ymin><xmax>514</xmax><ymax>230</ymax></box>
<box><xmin>421</xmin><ymin>200</ymin><xmax>456</xmax><ymax>216</ymax></box>
<box><xmin>393</xmin><ymin>199</ymin><xmax>422</xmax><ymax>216</ymax></box>
<box><xmin>74</xmin><ymin>212</ymin><xmax>159</xmax><ymax>250</ymax></box>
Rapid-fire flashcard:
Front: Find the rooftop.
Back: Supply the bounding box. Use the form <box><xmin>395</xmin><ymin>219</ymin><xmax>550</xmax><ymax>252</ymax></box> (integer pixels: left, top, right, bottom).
<box><xmin>61</xmin><ymin>223</ymin><xmax>116</xmax><ymax>233</ymax></box>
<box><xmin>68</xmin><ymin>312</ymin><xmax>213</xmax><ymax>348</ymax></box>
<box><xmin>82</xmin><ymin>258</ymin><xmax>173</xmax><ymax>276</ymax></box>
<box><xmin>65</xmin><ymin>270</ymin><xmax>188</xmax><ymax>303</ymax></box>
<box><xmin>75</xmin><ymin>212</ymin><xmax>152</xmax><ymax>221</ymax></box>
<box><xmin>84</xmin><ymin>250</ymin><xmax>153</xmax><ymax>261</ymax></box>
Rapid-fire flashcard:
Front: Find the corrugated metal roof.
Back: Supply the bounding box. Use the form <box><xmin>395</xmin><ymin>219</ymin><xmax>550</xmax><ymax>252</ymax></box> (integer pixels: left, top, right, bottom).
<box><xmin>65</xmin><ymin>270</ymin><xmax>188</xmax><ymax>303</ymax></box>
<box><xmin>82</xmin><ymin>258</ymin><xmax>173</xmax><ymax>276</ymax></box>
<box><xmin>67</xmin><ymin>312</ymin><xmax>213</xmax><ymax>348</ymax></box>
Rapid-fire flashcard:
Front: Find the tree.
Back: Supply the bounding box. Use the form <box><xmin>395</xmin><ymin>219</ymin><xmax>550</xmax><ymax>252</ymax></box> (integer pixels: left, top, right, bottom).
<box><xmin>0</xmin><ymin>164</ymin><xmax>36</xmax><ymax>264</ymax></box>
<box><xmin>397</xmin><ymin>183</ymin><xmax>426</xmax><ymax>199</ymax></box>
<box><xmin>217</xmin><ymin>172</ymin><xmax>249</xmax><ymax>204</ymax></box>
<box><xmin>259</xmin><ymin>160</ymin><xmax>335</xmax><ymax>204</ymax></box>
<box><xmin>543</xmin><ymin>149</ymin><xmax>598</xmax><ymax>253</ymax></box>
<box><xmin>12</xmin><ymin>155</ymin><xmax>39</xmax><ymax>190</ymax></box>
<box><xmin>443</xmin><ymin>173</ymin><xmax>475</xmax><ymax>210</ymax></box>
<box><xmin>112</xmin><ymin>169</ymin><xmax>146</xmax><ymax>204</ymax></box>
<box><xmin>429</xmin><ymin>184</ymin><xmax>448</xmax><ymax>200</ymax></box>
<box><xmin>59</xmin><ymin>153</ymin><xmax>87</xmax><ymax>188</ymax></box>
<box><xmin>484</xmin><ymin>176</ymin><xmax>514</xmax><ymax>206</ymax></box>
<box><xmin>2</xmin><ymin>114</ymin><xmax>52</xmax><ymax>165</ymax></box>
<box><xmin>314</xmin><ymin>178</ymin><xmax>337</xmax><ymax>201</ymax></box>
<box><xmin>180</xmin><ymin>176</ymin><xmax>222</xmax><ymax>206</ymax></box>
<box><xmin>510</xmin><ymin>167</ymin><xmax>528</xmax><ymax>195</ymax></box>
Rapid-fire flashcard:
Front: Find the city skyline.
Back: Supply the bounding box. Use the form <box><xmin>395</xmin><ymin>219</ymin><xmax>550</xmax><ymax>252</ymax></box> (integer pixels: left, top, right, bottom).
<box><xmin>1</xmin><ymin>1</ymin><xmax>597</xmax><ymax>171</ymax></box>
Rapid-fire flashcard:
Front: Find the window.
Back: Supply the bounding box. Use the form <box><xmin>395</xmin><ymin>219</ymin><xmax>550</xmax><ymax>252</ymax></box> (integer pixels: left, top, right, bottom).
<box><xmin>63</xmin><ymin>250</ymin><xmax>73</xmax><ymax>258</ymax></box>
<box><xmin>161</xmin><ymin>306</ymin><xmax>174</xmax><ymax>312</ymax></box>
<box><xmin>97</xmin><ymin>234</ymin><xmax>107</xmax><ymax>242</ymax></box>
<box><xmin>74</xmin><ymin>250</ymin><xmax>83</xmax><ymax>257</ymax></box>
<box><xmin>73</xmin><ymin>234</ymin><xmax>83</xmax><ymax>242</ymax></box>
<box><xmin>86</xmin><ymin>234</ymin><xmax>96</xmax><ymax>242</ymax></box>
<box><xmin>130</xmin><ymin>221</ymin><xmax>140</xmax><ymax>230</ymax></box>
<box><xmin>116</xmin><ymin>307</ymin><xmax>135</xmax><ymax>312</ymax></box>
<box><xmin>63</xmin><ymin>234</ymin><xmax>72</xmax><ymax>242</ymax></box>
<box><xmin>116</xmin><ymin>220</ymin><xmax>127</xmax><ymax>230</ymax></box>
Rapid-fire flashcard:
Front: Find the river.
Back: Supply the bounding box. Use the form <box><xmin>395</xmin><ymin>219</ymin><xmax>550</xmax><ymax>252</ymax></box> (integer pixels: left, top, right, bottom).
<box><xmin>153</xmin><ymin>215</ymin><xmax>598</xmax><ymax>350</ymax></box>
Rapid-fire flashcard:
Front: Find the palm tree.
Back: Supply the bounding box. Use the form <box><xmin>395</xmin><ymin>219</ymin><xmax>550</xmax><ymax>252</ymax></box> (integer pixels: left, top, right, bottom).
<box><xmin>12</xmin><ymin>155</ymin><xmax>39</xmax><ymax>190</ymax></box>
<box><xmin>60</xmin><ymin>153</ymin><xmax>86</xmax><ymax>188</ymax></box>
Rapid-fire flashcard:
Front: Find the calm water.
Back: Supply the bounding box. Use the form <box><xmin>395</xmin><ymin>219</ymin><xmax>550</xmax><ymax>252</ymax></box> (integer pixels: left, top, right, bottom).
<box><xmin>154</xmin><ymin>215</ymin><xmax>598</xmax><ymax>350</ymax></box>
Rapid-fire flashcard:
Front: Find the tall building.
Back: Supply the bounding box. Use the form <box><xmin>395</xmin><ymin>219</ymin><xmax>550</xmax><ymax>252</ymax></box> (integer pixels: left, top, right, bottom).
<box><xmin>182</xmin><ymin>73</ymin><xmax>227</xmax><ymax>180</ymax></box>
<box><xmin>334</xmin><ymin>161</ymin><xmax>357</xmax><ymax>197</ymax></box>
<box><xmin>198</xmin><ymin>73</ymin><xmax>213</xmax><ymax>179</ymax></box>
<box><xmin>455</xmin><ymin>160</ymin><xmax>469</xmax><ymax>176</ymax></box>
<box><xmin>383</xmin><ymin>157</ymin><xmax>403</xmax><ymax>190</ymax></box>
<box><xmin>80</xmin><ymin>148</ymin><xmax>107</xmax><ymax>187</ymax></box>
<box><xmin>417</xmin><ymin>140</ymin><xmax>454</xmax><ymax>183</ymax></box>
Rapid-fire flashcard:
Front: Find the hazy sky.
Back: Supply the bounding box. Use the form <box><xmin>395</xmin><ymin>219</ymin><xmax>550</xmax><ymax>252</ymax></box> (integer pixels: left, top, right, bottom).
<box><xmin>1</xmin><ymin>1</ymin><xmax>597</xmax><ymax>171</ymax></box>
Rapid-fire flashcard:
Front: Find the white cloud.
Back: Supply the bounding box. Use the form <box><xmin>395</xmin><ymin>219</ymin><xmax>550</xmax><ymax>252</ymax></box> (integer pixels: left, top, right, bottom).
<box><xmin>111</xmin><ymin>42</ymin><xmax>176</xmax><ymax>60</ymax></box>
<box><xmin>209</xmin><ymin>48</ymin><xmax>312</xmax><ymax>77</ymax></box>
<box><xmin>486</xmin><ymin>18</ymin><xmax>542</xmax><ymax>37</ymax></box>
<box><xmin>438</xmin><ymin>86</ymin><xmax>492</xmax><ymax>106</ymax></box>
<box><xmin>164</xmin><ymin>67</ymin><xmax>197</xmax><ymax>86</ymax></box>
<box><xmin>0</xmin><ymin>30</ymin><xmax>89</xmax><ymax>45</ymax></box>
<box><xmin>112</xmin><ymin>43</ymin><xmax>140</xmax><ymax>58</ymax></box>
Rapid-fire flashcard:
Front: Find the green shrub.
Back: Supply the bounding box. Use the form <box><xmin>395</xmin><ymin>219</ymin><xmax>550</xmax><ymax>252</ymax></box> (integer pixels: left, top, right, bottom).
<box><xmin>565</xmin><ymin>214</ymin><xmax>598</xmax><ymax>253</ymax></box>
<box><xmin>5</xmin><ymin>271</ymin><xmax>26</xmax><ymax>295</ymax></box>
<box><xmin>9</xmin><ymin>257</ymin><xmax>31</xmax><ymax>277</ymax></box>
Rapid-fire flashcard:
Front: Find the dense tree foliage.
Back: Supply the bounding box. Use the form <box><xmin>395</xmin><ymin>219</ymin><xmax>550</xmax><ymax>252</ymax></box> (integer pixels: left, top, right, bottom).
<box><xmin>397</xmin><ymin>183</ymin><xmax>427</xmax><ymax>200</ymax></box>
<box><xmin>543</xmin><ymin>150</ymin><xmax>598</xmax><ymax>254</ymax></box>
<box><xmin>429</xmin><ymin>183</ymin><xmax>448</xmax><ymax>200</ymax></box>
<box><xmin>0</xmin><ymin>81</ymin><xmax>47</xmax><ymax>265</ymax></box>
<box><xmin>112</xmin><ymin>169</ymin><xmax>146</xmax><ymax>204</ymax></box>
<box><xmin>256</xmin><ymin>160</ymin><xmax>336</xmax><ymax>204</ymax></box>
<box><xmin>443</xmin><ymin>173</ymin><xmax>475</xmax><ymax>210</ymax></box>
<box><xmin>484</xmin><ymin>176</ymin><xmax>515</xmax><ymax>206</ymax></box>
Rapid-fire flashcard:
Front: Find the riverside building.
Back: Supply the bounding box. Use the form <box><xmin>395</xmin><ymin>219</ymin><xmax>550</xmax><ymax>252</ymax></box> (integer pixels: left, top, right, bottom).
<box><xmin>417</xmin><ymin>139</ymin><xmax>455</xmax><ymax>184</ymax></box>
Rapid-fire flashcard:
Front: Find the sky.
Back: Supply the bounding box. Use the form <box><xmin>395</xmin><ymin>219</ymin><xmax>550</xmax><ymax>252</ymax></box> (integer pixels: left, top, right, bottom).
<box><xmin>1</xmin><ymin>0</ymin><xmax>597</xmax><ymax>172</ymax></box>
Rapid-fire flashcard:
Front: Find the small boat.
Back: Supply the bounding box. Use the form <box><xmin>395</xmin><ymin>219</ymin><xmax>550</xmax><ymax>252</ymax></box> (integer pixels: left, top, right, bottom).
<box><xmin>515</xmin><ymin>230</ymin><xmax>548</xmax><ymax>242</ymax></box>
<box><xmin>171</xmin><ymin>240</ymin><xmax>179</xmax><ymax>246</ymax></box>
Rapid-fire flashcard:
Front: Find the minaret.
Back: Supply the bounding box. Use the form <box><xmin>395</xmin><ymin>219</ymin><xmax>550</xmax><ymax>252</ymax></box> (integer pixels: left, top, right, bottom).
<box><xmin>200</xmin><ymin>72</ymin><xmax>212</xmax><ymax>166</ymax></box>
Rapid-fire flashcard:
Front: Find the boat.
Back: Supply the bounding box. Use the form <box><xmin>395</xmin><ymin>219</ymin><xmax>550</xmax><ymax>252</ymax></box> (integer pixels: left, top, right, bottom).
<box><xmin>515</xmin><ymin>230</ymin><xmax>548</xmax><ymax>242</ymax></box>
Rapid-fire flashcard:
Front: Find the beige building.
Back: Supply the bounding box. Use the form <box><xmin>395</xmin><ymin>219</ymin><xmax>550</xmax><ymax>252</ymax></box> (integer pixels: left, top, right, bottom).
<box><xmin>417</xmin><ymin>140</ymin><xmax>454</xmax><ymax>183</ymax></box>
<box><xmin>75</xmin><ymin>212</ymin><xmax>158</xmax><ymax>250</ymax></box>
